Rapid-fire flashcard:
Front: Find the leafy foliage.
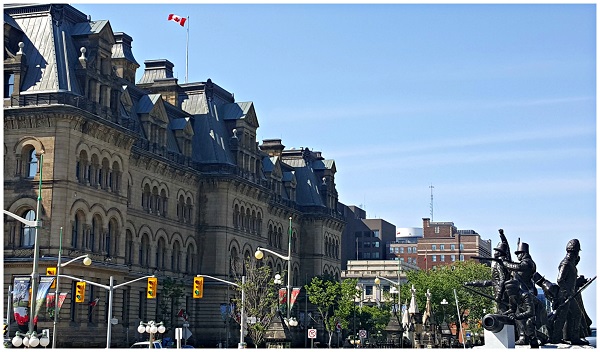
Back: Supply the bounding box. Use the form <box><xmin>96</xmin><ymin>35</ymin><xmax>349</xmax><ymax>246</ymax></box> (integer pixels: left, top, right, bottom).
<box><xmin>158</xmin><ymin>277</ymin><xmax>186</xmax><ymax>328</ymax></box>
<box><xmin>231</xmin><ymin>258</ymin><xmax>280</xmax><ymax>347</ymax></box>
<box><xmin>401</xmin><ymin>261</ymin><xmax>494</xmax><ymax>333</ymax></box>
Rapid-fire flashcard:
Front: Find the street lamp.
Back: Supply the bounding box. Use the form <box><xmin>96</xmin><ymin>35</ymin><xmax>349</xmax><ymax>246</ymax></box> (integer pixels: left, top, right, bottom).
<box><xmin>137</xmin><ymin>320</ymin><xmax>166</xmax><ymax>348</ymax></box>
<box><xmin>254</xmin><ymin>216</ymin><xmax>296</xmax><ymax>326</ymax></box>
<box><xmin>52</xmin><ymin>226</ymin><xmax>92</xmax><ymax>348</ymax></box>
<box><xmin>4</xmin><ymin>153</ymin><xmax>44</xmax><ymax>338</ymax></box>
<box><xmin>12</xmin><ymin>330</ymin><xmax>50</xmax><ymax>348</ymax></box>
<box><xmin>440</xmin><ymin>299</ymin><xmax>448</xmax><ymax>323</ymax></box>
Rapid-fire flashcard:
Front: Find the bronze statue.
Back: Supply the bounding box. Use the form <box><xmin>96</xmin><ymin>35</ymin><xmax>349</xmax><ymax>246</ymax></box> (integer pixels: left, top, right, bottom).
<box><xmin>464</xmin><ymin>229</ymin><xmax>511</xmax><ymax>312</ymax></box>
<box><xmin>502</xmin><ymin>279</ymin><xmax>540</xmax><ymax>348</ymax></box>
<box><xmin>550</xmin><ymin>239</ymin><xmax>589</xmax><ymax>345</ymax></box>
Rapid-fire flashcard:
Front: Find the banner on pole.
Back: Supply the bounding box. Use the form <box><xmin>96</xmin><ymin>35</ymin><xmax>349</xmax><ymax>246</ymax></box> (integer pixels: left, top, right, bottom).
<box><xmin>12</xmin><ymin>276</ymin><xmax>31</xmax><ymax>332</ymax></box>
<box><xmin>290</xmin><ymin>287</ymin><xmax>301</xmax><ymax>311</ymax></box>
<box><xmin>33</xmin><ymin>276</ymin><xmax>54</xmax><ymax>326</ymax></box>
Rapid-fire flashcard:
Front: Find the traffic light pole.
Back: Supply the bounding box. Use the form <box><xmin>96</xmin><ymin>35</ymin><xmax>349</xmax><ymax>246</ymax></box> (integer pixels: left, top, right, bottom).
<box><xmin>59</xmin><ymin>274</ymin><xmax>154</xmax><ymax>348</ymax></box>
<box><xmin>196</xmin><ymin>274</ymin><xmax>245</xmax><ymax>348</ymax></box>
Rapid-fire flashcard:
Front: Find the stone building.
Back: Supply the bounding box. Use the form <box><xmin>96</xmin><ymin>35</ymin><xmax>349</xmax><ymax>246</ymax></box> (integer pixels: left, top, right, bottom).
<box><xmin>3</xmin><ymin>4</ymin><xmax>343</xmax><ymax>347</ymax></box>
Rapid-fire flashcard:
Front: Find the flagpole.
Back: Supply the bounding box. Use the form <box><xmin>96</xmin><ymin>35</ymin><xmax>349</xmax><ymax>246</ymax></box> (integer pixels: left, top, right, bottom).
<box><xmin>185</xmin><ymin>16</ymin><xmax>189</xmax><ymax>83</ymax></box>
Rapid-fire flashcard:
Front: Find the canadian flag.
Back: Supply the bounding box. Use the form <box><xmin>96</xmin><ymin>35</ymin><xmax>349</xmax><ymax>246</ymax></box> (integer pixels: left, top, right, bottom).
<box><xmin>168</xmin><ymin>14</ymin><xmax>187</xmax><ymax>27</ymax></box>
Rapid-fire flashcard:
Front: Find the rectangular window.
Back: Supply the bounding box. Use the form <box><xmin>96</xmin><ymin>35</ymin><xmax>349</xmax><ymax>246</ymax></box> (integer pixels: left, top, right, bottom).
<box><xmin>460</xmin><ymin>255</ymin><xmax>465</xmax><ymax>261</ymax></box>
<box><xmin>435</xmin><ymin>226</ymin><xmax>440</xmax><ymax>234</ymax></box>
<box><xmin>432</xmin><ymin>255</ymin><xmax>437</xmax><ymax>262</ymax></box>
<box><xmin>390</xmin><ymin>247</ymin><xmax>395</xmax><ymax>253</ymax></box>
<box><xmin>365</xmin><ymin>285</ymin><xmax>373</xmax><ymax>295</ymax></box>
<box><xmin>373</xmin><ymin>230</ymin><xmax>380</xmax><ymax>238</ymax></box>
<box><xmin>451</xmin><ymin>254</ymin><xmax>456</xmax><ymax>262</ymax></box>
<box><xmin>400</xmin><ymin>247</ymin><xmax>404</xmax><ymax>253</ymax></box>
<box><xmin>432</xmin><ymin>244</ymin><xmax>437</xmax><ymax>251</ymax></box>
<box><xmin>451</xmin><ymin>244</ymin><xmax>455</xmax><ymax>250</ymax></box>
<box><xmin>460</xmin><ymin>244</ymin><xmax>464</xmax><ymax>250</ymax></box>
<box><xmin>374</xmin><ymin>242</ymin><xmax>380</xmax><ymax>248</ymax></box>
<box><xmin>373</xmin><ymin>252</ymin><xmax>380</xmax><ymax>259</ymax></box>
<box><xmin>407</xmin><ymin>247</ymin><xmax>412</xmax><ymax>254</ymax></box>
<box><xmin>440</xmin><ymin>244</ymin><xmax>445</xmax><ymax>250</ymax></box>
<box><xmin>413</xmin><ymin>247</ymin><xmax>417</xmax><ymax>253</ymax></box>
<box><xmin>4</xmin><ymin>73</ymin><xmax>14</xmax><ymax>98</ymax></box>
<box><xmin>440</xmin><ymin>255</ymin><xmax>445</xmax><ymax>262</ymax></box>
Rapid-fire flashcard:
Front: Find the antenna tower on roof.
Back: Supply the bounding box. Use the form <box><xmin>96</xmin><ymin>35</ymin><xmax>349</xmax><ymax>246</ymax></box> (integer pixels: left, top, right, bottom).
<box><xmin>429</xmin><ymin>184</ymin><xmax>434</xmax><ymax>221</ymax></box>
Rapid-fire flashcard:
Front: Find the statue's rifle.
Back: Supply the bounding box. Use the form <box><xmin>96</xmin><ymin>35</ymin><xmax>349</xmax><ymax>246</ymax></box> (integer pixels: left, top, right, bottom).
<box><xmin>472</xmin><ymin>256</ymin><xmax>502</xmax><ymax>263</ymax></box>
<box><xmin>462</xmin><ymin>285</ymin><xmax>495</xmax><ymax>301</ymax></box>
<box><xmin>553</xmin><ymin>275</ymin><xmax>596</xmax><ymax>313</ymax></box>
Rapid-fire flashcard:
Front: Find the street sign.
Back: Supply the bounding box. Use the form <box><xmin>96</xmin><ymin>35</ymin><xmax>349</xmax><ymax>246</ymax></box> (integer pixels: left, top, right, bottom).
<box><xmin>308</xmin><ymin>328</ymin><xmax>317</xmax><ymax>339</ymax></box>
<box><xmin>336</xmin><ymin>322</ymin><xmax>341</xmax><ymax>332</ymax></box>
<box><xmin>359</xmin><ymin>329</ymin><xmax>367</xmax><ymax>339</ymax></box>
<box><xmin>182</xmin><ymin>327</ymin><xmax>192</xmax><ymax>340</ymax></box>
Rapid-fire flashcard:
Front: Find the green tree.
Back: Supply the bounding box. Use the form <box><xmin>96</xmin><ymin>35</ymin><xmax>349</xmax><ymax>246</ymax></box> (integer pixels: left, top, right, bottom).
<box><xmin>158</xmin><ymin>277</ymin><xmax>186</xmax><ymax>330</ymax></box>
<box><xmin>401</xmin><ymin>261</ymin><xmax>494</xmax><ymax>338</ymax></box>
<box><xmin>231</xmin><ymin>258</ymin><xmax>279</xmax><ymax>348</ymax></box>
<box><xmin>305</xmin><ymin>276</ymin><xmax>358</xmax><ymax>348</ymax></box>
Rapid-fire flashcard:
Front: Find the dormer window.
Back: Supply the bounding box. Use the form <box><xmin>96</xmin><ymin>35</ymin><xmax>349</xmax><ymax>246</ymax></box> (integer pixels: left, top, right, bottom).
<box><xmin>4</xmin><ymin>73</ymin><xmax>15</xmax><ymax>98</ymax></box>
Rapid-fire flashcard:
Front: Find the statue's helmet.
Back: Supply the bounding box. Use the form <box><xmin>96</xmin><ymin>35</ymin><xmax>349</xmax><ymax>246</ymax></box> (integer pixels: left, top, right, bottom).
<box><xmin>493</xmin><ymin>242</ymin><xmax>508</xmax><ymax>256</ymax></box>
<box><xmin>566</xmin><ymin>239</ymin><xmax>581</xmax><ymax>253</ymax></box>
<box><xmin>504</xmin><ymin>279</ymin><xmax>520</xmax><ymax>296</ymax></box>
<box><xmin>514</xmin><ymin>242</ymin><xmax>529</xmax><ymax>255</ymax></box>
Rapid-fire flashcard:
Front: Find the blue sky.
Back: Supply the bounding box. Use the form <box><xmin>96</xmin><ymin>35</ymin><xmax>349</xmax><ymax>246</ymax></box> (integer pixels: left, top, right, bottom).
<box><xmin>74</xmin><ymin>3</ymin><xmax>597</xmax><ymax>325</ymax></box>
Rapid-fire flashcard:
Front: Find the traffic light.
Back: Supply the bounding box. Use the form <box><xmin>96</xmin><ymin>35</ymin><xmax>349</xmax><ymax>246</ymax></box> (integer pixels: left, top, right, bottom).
<box><xmin>147</xmin><ymin>277</ymin><xmax>157</xmax><ymax>299</ymax></box>
<box><xmin>193</xmin><ymin>277</ymin><xmax>204</xmax><ymax>299</ymax></box>
<box><xmin>75</xmin><ymin>282</ymin><xmax>86</xmax><ymax>303</ymax></box>
<box><xmin>47</xmin><ymin>267</ymin><xmax>57</xmax><ymax>289</ymax></box>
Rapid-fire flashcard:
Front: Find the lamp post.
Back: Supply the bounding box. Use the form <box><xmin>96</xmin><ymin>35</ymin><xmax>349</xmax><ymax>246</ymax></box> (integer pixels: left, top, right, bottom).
<box><xmin>137</xmin><ymin>320</ymin><xmax>166</xmax><ymax>348</ymax></box>
<box><xmin>441</xmin><ymin>299</ymin><xmax>448</xmax><ymax>323</ymax></box>
<box><xmin>52</xmin><ymin>227</ymin><xmax>92</xmax><ymax>348</ymax></box>
<box><xmin>3</xmin><ymin>152</ymin><xmax>44</xmax><ymax>340</ymax></box>
<box><xmin>196</xmin><ymin>274</ymin><xmax>246</xmax><ymax>348</ymax></box>
<box><xmin>254</xmin><ymin>216</ymin><xmax>295</xmax><ymax>326</ymax></box>
<box><xmin>12</xmin><ymin>330</ymin><xmax>50</xmax><ymax>348</ymax></box>
<box><xmin>59</xmin><ymin>273</ymin><xmax>154</xmax><ymax>348</ymax></box>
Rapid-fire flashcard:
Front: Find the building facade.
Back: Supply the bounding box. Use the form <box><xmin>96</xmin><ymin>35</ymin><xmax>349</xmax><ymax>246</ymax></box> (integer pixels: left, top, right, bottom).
<box><xmin>3</xmin><ymin>4</ymin><xmax>343</xmax><ymax>348</ymax></box>
<box><xmin>417</xmin><ymin>218</ymin><xmax>492</xmax><ymax>271</ymax></box>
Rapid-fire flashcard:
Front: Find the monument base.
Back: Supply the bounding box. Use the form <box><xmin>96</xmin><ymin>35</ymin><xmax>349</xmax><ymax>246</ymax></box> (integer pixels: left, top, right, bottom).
<box><xmin>484</xmin><ymin>324</ymin><xmax>515</xmax><ymax>349</ymax></box>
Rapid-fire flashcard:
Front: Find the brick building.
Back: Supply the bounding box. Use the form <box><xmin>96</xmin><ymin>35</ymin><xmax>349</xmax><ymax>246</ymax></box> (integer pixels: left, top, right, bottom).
<box><xmin>417</xmin><ymin>218</ymin><xmax>492</xmax><ymax>270</ymax></box>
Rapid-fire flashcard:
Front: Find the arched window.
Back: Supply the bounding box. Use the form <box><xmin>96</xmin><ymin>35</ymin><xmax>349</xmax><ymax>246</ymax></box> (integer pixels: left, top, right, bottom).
<box><xmin>172</xmin><ymin>241</ymin><xmax>181</xmax><ymax>272</ymax></box>
<box><xmin>90</xmin><ymin>216</ymin><xmax>101</xmax><ymax>251</ymax></box>
<box><xmin>107</xmin><ymin>218</ymin><xmax>118</xmax><ymax>257</ymax></box>
<box><xmin>257</xmin><ymin>212</ymin><xmax>262</xmax><ymax>235</ymax></box>
<box><xmin>28</xmin><ymin>149</ymin><xmax>38</xmax><ymax>178</ymax></box>
<box><xmin>125</xmin><ymin>230</ymin><xmax>133</xmax><ymax>264</ymax></box>
<box><xmin>21</xmin><ymin>210</ymin><xmax>36</xmax><ymax>247</ymax></box>
<box><xmin>71</xmin><ymin>211</ymin><xmax>85</xmax><ymax>249</ymax></box>
<box><xmin>157</xmin><ymin>238</ymin><xmax>166</xmax><ymax>269</ymax></box>
<box><xmin>140</xmin><ymin>234</ymin><xmax>150</xmax><ymax>266</ymax></box>
<box><xmin>142</xmin><ymin>184</ymin><xmax>151</xmax><ymax>211</ymax></box>
<box><xmin>160</xmin><ymin>189</ymin><xmax>168</xmax><ymax>217</ymax></box>
<box><xmin>186</xmin><ymin>197</ymin><xmax>193</xmax><ymax>224</ymax></box>
<box><xmin>233</xmin><ymin>204</ymin><xmax>239</xmax><ymax>228</ymax></box>
<box><xmin>292</xmin><ymin>232</ymin><xmax>297</xmax><ymax>253</ymax></box>
<box><xmin>177</xmin><ymin>195</ymin><xmax>185</xmax><ymax>221</ymax></box>
<box><xmin>230</xmin><ymin>247</ymin><xmax>239</xmax><ymax>275</ymax></box>
<box><xmin>268</xmin><ymin>225</ymin><xmax>273</xmax><ymax>246</ymax></box>
<box><xmin>77</xmin><ymin>151</ymin><xmax>89</xmax><ymax>184</ymax></box>
<box><xmin>151</xmin><ymin>186</ymin><xmax>159</xmax><ymax>214</ymax></box>
<box><xmin>186</xmin><ymin>246</ymin><xmax>194</xmax><ymax>273</ymax></box>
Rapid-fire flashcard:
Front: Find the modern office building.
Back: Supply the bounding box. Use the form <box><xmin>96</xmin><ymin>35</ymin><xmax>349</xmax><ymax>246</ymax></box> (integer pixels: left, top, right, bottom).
<box><xmin>339</xmin><ymin>205</ymin><xmax>397</xmax><ymax>269</ymax></box>
<box><xmin>3</xmin><ymin>4</ymin><xmax>343</xmax><ymax>347</ymax></box>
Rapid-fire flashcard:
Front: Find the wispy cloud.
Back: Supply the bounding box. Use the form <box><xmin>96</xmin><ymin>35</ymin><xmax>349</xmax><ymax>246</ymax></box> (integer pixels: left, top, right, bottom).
<box><xmin>265</xmin><ymin>96</ymin><xmax>594</xmax><ymax>122</ymax></box>
<box><xmin>329</xmin><ymin>125</ymin><xmax>595</xmax><ymax>159</ymax></box>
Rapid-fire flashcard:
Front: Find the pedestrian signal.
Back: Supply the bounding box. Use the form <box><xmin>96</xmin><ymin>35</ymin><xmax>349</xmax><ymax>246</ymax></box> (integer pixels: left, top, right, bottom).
<box><xmin>47</xmin><ymin>267</ymin><xmax>57</xmax><ymax>288</ymax></box>
<box><xmin>147</xmin><ymin>277</ymin><xmax>157</xmax><ymax>299</ymax></box>
<box><xmin>75</xmin><ymin>282</ymin><xmax>86</xmax><ymax>303</ymax></box>
<box><xmin>193</xmin><ymin>277</ymin><xmax>204</xmax><ymax>298</ymax></box>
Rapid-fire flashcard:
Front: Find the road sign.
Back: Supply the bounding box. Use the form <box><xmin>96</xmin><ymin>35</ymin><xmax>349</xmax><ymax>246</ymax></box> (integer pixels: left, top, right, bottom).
<box><xmin>308</xmin><ymin>328</ymin><xmax>317</xmax><ymax>339</ymax></box>
<box><xmin>359</xmin><ymin>329</ymin><xmax>367</xmax><ymax>339</ymax></box>
<box><xmin>182</xmin><ymin>327</ymin><xmax>192</xmax><ymax>340</ymax></box>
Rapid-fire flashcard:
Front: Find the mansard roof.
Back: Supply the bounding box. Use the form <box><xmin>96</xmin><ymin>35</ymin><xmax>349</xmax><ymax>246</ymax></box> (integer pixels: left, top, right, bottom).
<box><xmin>219</xmin><ymin>101</ymin><xmax>259</xmax><ymax>128</ymax></box>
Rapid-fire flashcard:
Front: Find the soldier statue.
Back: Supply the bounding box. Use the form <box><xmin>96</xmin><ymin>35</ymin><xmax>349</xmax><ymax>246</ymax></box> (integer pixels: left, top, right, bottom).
<box><xmin>550</xmin><ymin>239</ymin><xmax>589</xmax><ymax>345</ymax></box>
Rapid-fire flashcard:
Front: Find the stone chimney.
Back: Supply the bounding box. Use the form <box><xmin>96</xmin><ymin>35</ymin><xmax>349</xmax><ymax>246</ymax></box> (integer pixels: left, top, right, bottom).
<box><xmin>260</xmin><ymin>139</ymin><xmax>285</xmax><ymax>157</ymax></box>
<box><xmin>111</xmin><ymin>32</ymin><xmax>139</xmax><ymax>83</ymax></box>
